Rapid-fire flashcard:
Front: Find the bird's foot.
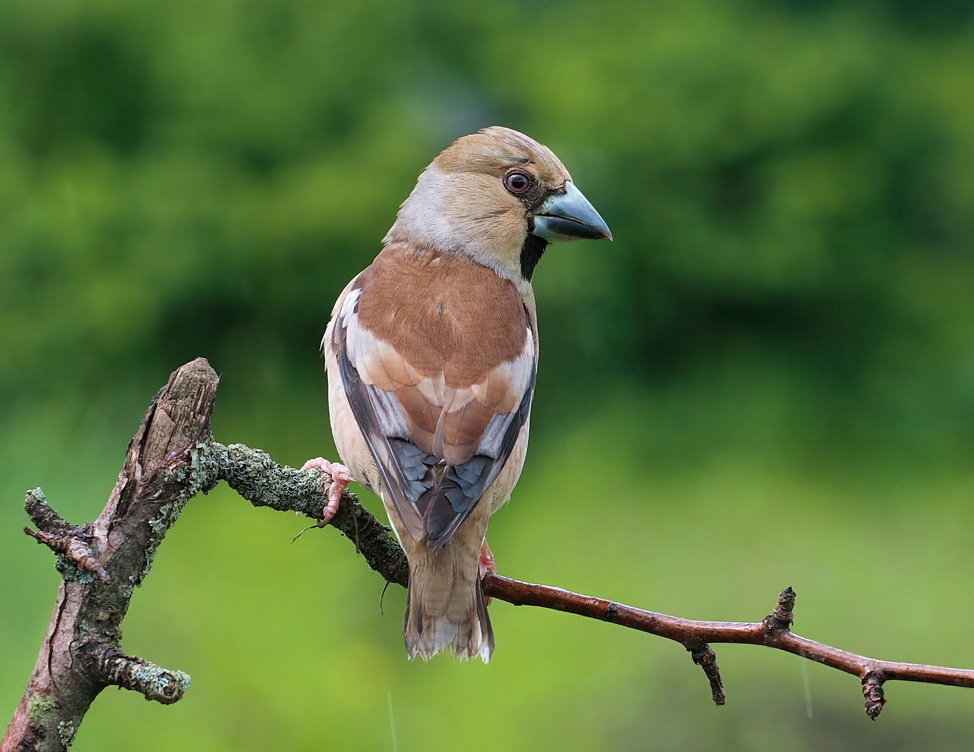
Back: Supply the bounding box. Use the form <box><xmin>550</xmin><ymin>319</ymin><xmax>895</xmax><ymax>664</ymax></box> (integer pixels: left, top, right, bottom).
<box><xmin>479</xmin><ymin>540</ymin><xmax>497</xmax><ymax>580</ymax></box>
<box><xmin>479</xmin><ymin>540</ymin><xmax>497</xmax><ymax>605</ymax></box>
<box><xmin>300</xmin><ymin>457</ymin><xmax>351</xmax><ymax>526</ymax></box>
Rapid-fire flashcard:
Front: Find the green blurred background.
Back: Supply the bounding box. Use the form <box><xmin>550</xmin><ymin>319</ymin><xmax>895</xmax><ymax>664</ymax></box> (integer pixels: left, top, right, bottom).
<box><xmin>2</xmin><ymin>0</ymin><xmax>973</xmax><ymax>749</ymax></box>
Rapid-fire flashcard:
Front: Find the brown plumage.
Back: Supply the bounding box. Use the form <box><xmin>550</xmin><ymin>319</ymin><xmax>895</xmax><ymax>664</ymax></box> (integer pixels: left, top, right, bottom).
<box><xmin>307</xmin><ymin>126</ymin><xmax>611</xmax><ymax>661</ymax></box>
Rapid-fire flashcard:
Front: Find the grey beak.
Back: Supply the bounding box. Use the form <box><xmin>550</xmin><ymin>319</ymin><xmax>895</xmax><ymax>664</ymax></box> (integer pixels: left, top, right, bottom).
<box><xmin>532</xmin><ymin>181</ymin><xmax>612</xmax><ymax>243</ymax></box>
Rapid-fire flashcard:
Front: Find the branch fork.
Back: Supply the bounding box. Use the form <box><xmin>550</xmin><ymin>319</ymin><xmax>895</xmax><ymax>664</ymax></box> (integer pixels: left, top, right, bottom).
<box><xmin>24</xmin><ymin>492</ymin><xmax>110</xmax><ymax>585</ymax></box>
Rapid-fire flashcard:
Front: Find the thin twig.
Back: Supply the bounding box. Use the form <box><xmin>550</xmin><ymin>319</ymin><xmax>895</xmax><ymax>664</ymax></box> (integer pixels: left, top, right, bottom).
<box><xmin>24</xmin><ymin>526</ymin><xmax>110</xmax><ymax>583</ymax></box>
<box><xmin>479</xmin><ymin>575</ymin><xmax>974</xmax><ymax>717</ymax></box>
<box><xmin>687</xmin><ymin>644</ymin><xmax>725</xmax><ymax>705</ymax></box>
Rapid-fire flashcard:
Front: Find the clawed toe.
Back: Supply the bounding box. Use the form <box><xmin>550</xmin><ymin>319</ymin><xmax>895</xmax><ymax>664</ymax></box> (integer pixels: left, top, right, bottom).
<box><xmin>301</xmin><ymin>457</ymin><xmax>351</xmax><ymax>526</ymax></box>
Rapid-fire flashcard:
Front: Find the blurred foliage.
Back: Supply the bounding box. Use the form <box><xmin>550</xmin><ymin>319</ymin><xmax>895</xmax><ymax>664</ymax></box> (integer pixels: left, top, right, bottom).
<box><xmin>1</xmin><ymin>1</ymin><xmax>972</xmax><ymax>750</ymax></box>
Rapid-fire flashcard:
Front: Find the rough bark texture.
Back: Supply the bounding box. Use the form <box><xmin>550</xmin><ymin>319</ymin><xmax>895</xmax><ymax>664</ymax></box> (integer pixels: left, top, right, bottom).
<box><xmin>5</xmin><ymin>358</ymin><xmax>974</xmax><ymax>750</ymax></box>
<box><xmin>4</xmin><ymin>359</ymin><xmax>218</xmax><ymax>752</ymax></box>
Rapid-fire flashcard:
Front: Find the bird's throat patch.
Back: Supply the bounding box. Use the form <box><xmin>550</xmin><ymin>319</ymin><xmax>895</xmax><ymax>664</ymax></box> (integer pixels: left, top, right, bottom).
<box><xmin>520</xmin><ymin>232</ymin><xmax>548</xmax><ymax>282</ymax></box>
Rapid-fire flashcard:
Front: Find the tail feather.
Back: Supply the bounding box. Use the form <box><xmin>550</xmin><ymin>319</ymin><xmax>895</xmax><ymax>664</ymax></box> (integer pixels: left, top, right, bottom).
<box><xmin>404</xmin><ymin>554</ymin><xmax>494</xmax><ymax>662</ymax></box>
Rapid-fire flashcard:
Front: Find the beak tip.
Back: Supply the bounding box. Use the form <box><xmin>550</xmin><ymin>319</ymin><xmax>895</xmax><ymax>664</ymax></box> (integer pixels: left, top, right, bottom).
<box><xmin>590</xmin><ymin>220</ymin><xmax>613</xmax><ymax>242</ymax></box>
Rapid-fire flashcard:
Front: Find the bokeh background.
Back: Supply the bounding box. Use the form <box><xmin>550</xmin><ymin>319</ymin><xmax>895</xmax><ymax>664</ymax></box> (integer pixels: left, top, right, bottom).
<box><xmin>2</xmin><ymin>1</ymin><xmax>973</xmax><ymax>750</ymax></box>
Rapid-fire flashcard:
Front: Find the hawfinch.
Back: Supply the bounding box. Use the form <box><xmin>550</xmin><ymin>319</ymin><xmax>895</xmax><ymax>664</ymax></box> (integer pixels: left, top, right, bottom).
<box><xmin>304</xmin><ymin>126</ymin><xmax>611</xmax><ymax>662</ymax></box>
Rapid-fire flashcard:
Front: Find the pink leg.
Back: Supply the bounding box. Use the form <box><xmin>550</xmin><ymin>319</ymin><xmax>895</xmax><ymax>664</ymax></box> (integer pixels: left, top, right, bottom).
<box><xmin>479</xmin><ymin>539</ymin><xmax>497</xmax><ymax>580</ymax></box>
<box><xmin>479</xmin><ymin>539</ymin><xmax>497</xmax><ymax>605</ymax></box>
<box><xmin>301</xmin><ymin>457</ymin><xmax>351</xmax><ymax>526</ymax></box>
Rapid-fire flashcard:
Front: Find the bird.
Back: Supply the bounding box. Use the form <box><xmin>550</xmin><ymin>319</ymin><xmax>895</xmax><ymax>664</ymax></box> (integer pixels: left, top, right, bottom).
<box><xmin>303</xmin><ymin>126</ymin><xmax>611</xmax><ymax>662</ymax></box>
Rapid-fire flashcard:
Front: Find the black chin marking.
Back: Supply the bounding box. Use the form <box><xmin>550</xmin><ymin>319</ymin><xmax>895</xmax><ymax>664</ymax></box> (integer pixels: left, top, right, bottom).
<box><xmin>520</xmin><ymin>231</ymin><xmax>548</xmax><ymax>282</ymax></box>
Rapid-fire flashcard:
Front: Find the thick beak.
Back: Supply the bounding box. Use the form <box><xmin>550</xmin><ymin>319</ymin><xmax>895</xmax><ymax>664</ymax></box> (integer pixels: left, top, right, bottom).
<box><xmin>531</xmin><ymin>181</ymin><xmax>612</xmax><ymax>243</ymax></box>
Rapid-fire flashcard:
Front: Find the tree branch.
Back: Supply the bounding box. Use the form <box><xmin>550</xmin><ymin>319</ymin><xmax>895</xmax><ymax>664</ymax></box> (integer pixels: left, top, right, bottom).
<box><xmin>4</xmin><ymin>359</ymin><xmax>219</xmax><ymax>752</ymax></box>
<box><xmin>481</xmin><ymin>577</ymin><xmax>974</xmax><ymax>718</ymax></box>
<box><xmin>217</xmin><ymin>442</ymin><xmax>408</xmax><ymax>587</ymax></box>
<box><xmin>5</xmin><ymin>359</ymin><xmax>973</xmax><ymax>750</ymax></box>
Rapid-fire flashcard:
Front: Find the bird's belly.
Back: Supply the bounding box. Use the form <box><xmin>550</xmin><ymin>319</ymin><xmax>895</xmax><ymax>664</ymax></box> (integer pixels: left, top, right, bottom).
<box><xmin>485</xmin><ymin>418</ymin><xmax>530</xmax><ymax>514</ymax></box>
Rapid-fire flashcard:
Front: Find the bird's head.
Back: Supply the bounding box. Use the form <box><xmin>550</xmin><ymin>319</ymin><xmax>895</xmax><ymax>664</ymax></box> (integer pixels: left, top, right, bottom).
<box><xmin>384</xmin><ymin>126</ymin><xmax>612</xmax><ymax>283</ymax></box>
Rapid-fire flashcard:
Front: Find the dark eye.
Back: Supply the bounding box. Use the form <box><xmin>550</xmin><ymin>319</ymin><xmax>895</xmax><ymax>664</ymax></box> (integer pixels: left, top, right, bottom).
<box><xmin>503</xmin><ymin>170</ymin><xmax>532</xmax><ymax>194</ymax></box>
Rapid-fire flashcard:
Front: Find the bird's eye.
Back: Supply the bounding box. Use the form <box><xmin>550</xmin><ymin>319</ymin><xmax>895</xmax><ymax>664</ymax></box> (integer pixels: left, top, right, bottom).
<box><xmin>503</xmin><ymin>171</ymin><xmax>532</xmax><ymax>194</ymax></box>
